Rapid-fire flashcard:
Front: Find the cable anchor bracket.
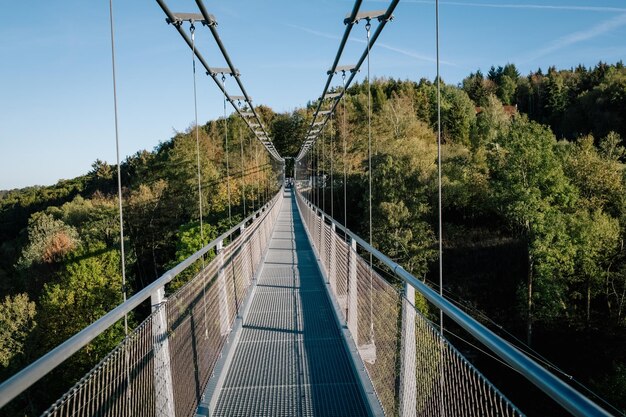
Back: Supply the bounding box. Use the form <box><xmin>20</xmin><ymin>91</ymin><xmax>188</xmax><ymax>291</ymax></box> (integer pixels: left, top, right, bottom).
<box><xmin>344</xmin><ymin>10</ymin><xmax>390</xmax><ymax>25</ymax></box>
<box><xmin>165</xmin><ymin>12</ymin><xmax>217</xmax><ymax>27</ymax></box>
<box><xmin>208</xmin><ymin>67</ymin><xmax>241</xmax><ymax>77</ymax></box>
<box><xmin>328</xmin><ymin>64</ymin><xmax>357</xmax><ymax>75</ymax></box>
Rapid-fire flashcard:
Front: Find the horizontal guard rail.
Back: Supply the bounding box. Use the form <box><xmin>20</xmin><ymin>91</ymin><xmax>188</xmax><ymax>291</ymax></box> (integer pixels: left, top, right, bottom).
<box><xmin>295</xmin><ymin>189</ymin><xmax>612</xmax><ymax>417</ymax></box>
<box><xmin>0</xmin><ymin>189</ymin><xmax>283</xmax><ymax>409</ymax></box>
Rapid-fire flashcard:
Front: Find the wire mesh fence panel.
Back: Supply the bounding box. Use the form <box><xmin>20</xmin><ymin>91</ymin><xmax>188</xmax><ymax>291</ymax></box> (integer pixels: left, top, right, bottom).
<box><xmin>42</xmin><ymin>320</ymin><xmax>156</xmax><ymax>417</ymax></box>
<box><xmin>353</xmin><ymin>254</ymin><xmax>402</xmax><ymax>417</ymax></box>
<box><xmin>40</xmin><ymin>194</ymin><xmax>283</xmax><ymax>417</ymax></box>
<box><xmin>221</xmin><ymin>242</ymin><xmax>239</xmax><ymax>330</ymax></box>
<box><xmin>230</xmin><ymin>247</ymin><xmax>249</xmax><ymax>316</ymax></box>
<box><xmin>408</xmin><ymin>298</ymin><xmax>523</xmax><ymax>417</ymax></box>
<box><xmin>316</xmin><ymin>213</ymin><xmax>322</xmax><ymax>249</ymax></box>
<box><xmin>323</xmin><ymin>221</ymin><xmax>332</xmax><ymax>274</ymax></box>
<box><xmin>332</xmin><ymin>233</ymin><xmax>350</xmax><ymax>316</ymax></box>
<box><xmin>166</xmin><ymin>258</ymin><xmax>228</xmax><ymax>417</ymax></box>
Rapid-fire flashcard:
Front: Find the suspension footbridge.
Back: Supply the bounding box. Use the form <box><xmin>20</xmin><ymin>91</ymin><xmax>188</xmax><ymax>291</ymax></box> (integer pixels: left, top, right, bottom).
<box><xmin>0</xmin><ymin>0</ymin><xmax>618</xmax><ymax>416</ymax></box>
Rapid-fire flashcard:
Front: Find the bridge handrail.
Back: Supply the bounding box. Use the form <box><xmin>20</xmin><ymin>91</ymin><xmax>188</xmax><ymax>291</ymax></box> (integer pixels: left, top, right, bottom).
<box><xmin>0</xmin><ymin>190</ymin><xmax>282</xmax><ymax>409</ymax></box>
<box><xmin>295</xmin><ymin>188</ymin><xmax>612</xmax><ymax>417</ymax></box>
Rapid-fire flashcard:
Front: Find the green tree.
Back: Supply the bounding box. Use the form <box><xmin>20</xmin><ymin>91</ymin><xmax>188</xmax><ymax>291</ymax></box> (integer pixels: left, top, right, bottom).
<box><xmin>125</xmin><ymin>180</ymin><xmax>176</xmax><ymax>285</ymax></box>
<box><xmin>17</xmin><ymin>213</ymin><xmax>80</xmax><ymax>270</ymax></box>
<box><xmin>578</xmin><ymin>66</ymin><xmax>626</xmax><ymax>139</ymax></box>
<box><xmin>561</xmin><ymin>135</ymin><xmax>624</xmax><ymax>216</ymax></box>
<box><xmin>442</xmin><ymin>144</ymin><xmax>490</xmax><ymax>218</ymax></box>
<box><xmin>488</xmin><ymin>116</ymin><xmax>578</xmax><ymax>344</ymax></box>
<box><xmin>29</xmin><ymin>245</ymin><xmax>126</xmax><ymax>411</ymax></box>
<box><xmin>46</xmin><ymin>195</ymin><xmax>119</xmax><ymax>246</ymax></box>
<box><xmin>0</xmin><ymin>293</ymin><xmax>36</xmax><ymax>369</ymax></box>
<box><xmin>413</xmin><ymin>78</ymin><xmax>433</xmax><ymax>124</ymax></box>
<box><xmin>568</xmin><ymin>209</ymin><xmax>620</xmax><ymax>324</ymax></box>
<box><xmin>37</xmin><ymin>245</ymin><xmax>125</xmax><ymax>373</ymax></box>
<box><xmin>599</xmin><ymin>131</ymin><xmax>626</xmax><ymax>161</ymax></box>
<box><xmin>167</xmin><ymin>221</ymin><xmax>217</xmax><ymax>292</ymax></box>
<box><xmin>164</xmin><ymin>127</ymin><xmax>222</xmax><ymax>219</ymax></box>
<box><xmin>366</xmin><ymin>116</ymin><xmax>437</xmax><ymax>315</ymax></box>
<box><xmin>431</xmin><ymin>85</ymin><xmax>476</xmax><ymax>146</ymax></box>
<box><xmin>497</xmin><ymin>75</ymin><xmax>517</xmax><ymax>105</ymax></box>
<box><xmin>486</xmin><ymin>63</ymin><xmax>519</xmax><ymax>105</ymax></box>
<box><xmin>473</xmin><ymin>94</ymin><xmax>511</xmax><ymax>149</ymax></box>
<box><xmin>371</xmin><ymin>154</ymin><xmax>436</xmax><ymax>277</ymax></box>
<box><xmin>543</xmin><ymin>69</ymin><xmax>569</xmax><ymax>137</ymax></box>
<box><xmin>271</xmin><ymin>109</ymin><xmax>310</xmax><ymax>158</ymax></box>
<box><xmin>462</xmin><ymin>70</ymin><xmax>492</xmax><ymax>106</ymax></box>
<box><xmin>87</xmin><ymin>159</ymin><xmax>115</xmax><ymax>194</ymax></box>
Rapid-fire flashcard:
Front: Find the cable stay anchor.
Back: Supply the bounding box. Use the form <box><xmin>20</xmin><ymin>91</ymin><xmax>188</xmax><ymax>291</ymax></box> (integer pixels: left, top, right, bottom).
<box><xmin>321</xmin><ymin>92</ymin><xmax>341</xmax><ymax>100</ymax></box>
<box><xmin>166</xmin><ymin>12</ymin><xmax>216</xmax><ymax>27</ymax></box>
<box><xmin>327</xmin><ymin>64</ymin><xmax>357</xmax><ymax>75</ymax></box>
<box><xmin>209</xmin><ymin>67</ymin><xmax>240</xmax><ymax>77</ymax></box>
<box><xmin>228</xmin><ymin>94</ymin><xmax>247</xmax><ymax>103</ymax></box>
<box><xmin>344</xmin><ymin>10</ymin><xmax>392</xmax><ymax>25</ymax></box>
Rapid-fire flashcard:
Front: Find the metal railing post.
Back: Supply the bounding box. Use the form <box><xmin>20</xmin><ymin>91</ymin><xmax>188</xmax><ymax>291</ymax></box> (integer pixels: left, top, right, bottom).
<box><xmin>329</xmin><ymin>223</ymin><xmax>337</xmax><ymax>292</ymax></box>
<box><xmin>239</xmin><ymin>224</ymin><xmax>251</xmax><ymax>288</ymax></box>
<box><xmin>347</xmin><ymin>237</ymin><xmax>358</xmax><ymax>343</ymax></box>
<box><xmin>399</xmin><ymin>283</ymin><xmax>417</xmax><ymax>417</ymax></box>
<box><xmin>255</xmin><ymin>213</ymin><xmax>263</xmax><ymax>266</ymax></box>
<box><xmin>319</xmin><ymin>213</ymin><xmax>326</xmax><ymax>267</ymax></box>
<box><xmin>151</xmin><ymin>287</ymin><xmax>176</xmax><ymax>417</ymax></box>
<box><xmin>317</xmin><ymin>210</ymin><xmax>323</xmax><ymax>257</ymax></box>
<box><xmin>216</xmin><ymin>239</ymin><xmax>231</xmax><ymax>335</ymax></box>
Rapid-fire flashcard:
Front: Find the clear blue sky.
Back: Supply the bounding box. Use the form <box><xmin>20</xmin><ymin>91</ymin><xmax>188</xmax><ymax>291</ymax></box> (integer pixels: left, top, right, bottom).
<box><xmin>1</xmin><ymin>0</ymin><xmax>625</xmax><ymax>190</ymax></box>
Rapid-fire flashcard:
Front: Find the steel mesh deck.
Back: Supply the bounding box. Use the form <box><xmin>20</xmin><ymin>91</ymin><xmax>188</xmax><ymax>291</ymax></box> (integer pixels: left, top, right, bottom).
<box><xmin>213</xmin><ymin>191</ymin><xmax>369</xmax><ymax>417</ymax></box>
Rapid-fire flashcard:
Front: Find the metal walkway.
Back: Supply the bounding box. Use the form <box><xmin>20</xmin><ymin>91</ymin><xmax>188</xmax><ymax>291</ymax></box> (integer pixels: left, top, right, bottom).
<box><xmin>212</xmin><ymin>190</ymin><xmax>370</xmax><ymax>417</ymax></box>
